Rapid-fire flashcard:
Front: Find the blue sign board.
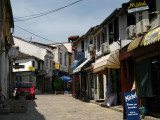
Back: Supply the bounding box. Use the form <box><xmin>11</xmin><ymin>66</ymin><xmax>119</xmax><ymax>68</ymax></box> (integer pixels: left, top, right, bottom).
<box><xmin>124</xmin><ymin>92</ymin><xmax>140</xmax><ymax>120</ymax></box>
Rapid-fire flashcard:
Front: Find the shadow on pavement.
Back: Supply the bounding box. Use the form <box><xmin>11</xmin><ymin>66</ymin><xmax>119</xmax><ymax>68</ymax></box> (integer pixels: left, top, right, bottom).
<box><xmin>0</xmin><ymin>98</ymin><xmax>46</xmax><ymax>120</ymax></box>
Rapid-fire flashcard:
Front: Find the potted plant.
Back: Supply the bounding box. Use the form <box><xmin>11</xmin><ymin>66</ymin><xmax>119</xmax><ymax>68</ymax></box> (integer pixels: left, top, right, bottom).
<box><xmin>54</xmin><ymin>77</ymin><xmax>64</xmax><ymax>95</ymax></box>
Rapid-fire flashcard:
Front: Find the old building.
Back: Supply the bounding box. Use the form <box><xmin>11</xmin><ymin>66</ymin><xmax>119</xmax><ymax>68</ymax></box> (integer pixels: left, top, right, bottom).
<box><xmin>0</xmin><ymin>0</ymin><xmax>14</xmax><ymax>99</ymax></box>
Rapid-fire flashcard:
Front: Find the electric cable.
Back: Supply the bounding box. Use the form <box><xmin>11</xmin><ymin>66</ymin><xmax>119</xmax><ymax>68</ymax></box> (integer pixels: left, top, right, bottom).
<box><xmin>14</xmin><ymin>0</ymin><xmax>83</xmax><ymax>22</ymax></box>
<box><xmin>15</xmin><ymin>25</ymin><xmax>56</xmax><ymax>43</ymax></box>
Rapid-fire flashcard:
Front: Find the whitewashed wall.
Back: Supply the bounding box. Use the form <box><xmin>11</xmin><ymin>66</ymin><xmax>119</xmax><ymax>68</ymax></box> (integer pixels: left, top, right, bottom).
<box><xmin>13</xmin><ymin>58</ymin><xmax>36</xmax><ymax>72</ymax></box>
<box><xmin>13</xmin><ymin>37</ymin><xmax>53</xmax><ymax>77</ymax></box>
<box><xmin>58</xmin><ymin>45</ymin><xmax>68</xmax><ymax>73</ymax></box>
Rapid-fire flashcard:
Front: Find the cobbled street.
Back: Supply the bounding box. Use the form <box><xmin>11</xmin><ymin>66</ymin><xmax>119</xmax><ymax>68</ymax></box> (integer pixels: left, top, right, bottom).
<box><xmin>0</xmin><ymin>94</ymin><xmax>123</xmax><ymax>120</ymax></box>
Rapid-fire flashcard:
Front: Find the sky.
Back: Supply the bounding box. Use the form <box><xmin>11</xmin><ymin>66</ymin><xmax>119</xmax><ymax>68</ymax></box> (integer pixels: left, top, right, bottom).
<box><xmin>11</xmin><ymin>0</ymin><xmax>129</xmax><ymax>44</ymax></box>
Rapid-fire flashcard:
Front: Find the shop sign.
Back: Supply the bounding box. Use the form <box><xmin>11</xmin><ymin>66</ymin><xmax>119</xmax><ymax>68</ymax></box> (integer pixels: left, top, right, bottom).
<box><xmin>28</xmin><ymin>66</ymin><xmax>35</xmax><ymax>71</ymax></box>
<box><xmin>127</xmin><ymin>0</ymin><xmax>149</xmax><ymax>13</ymax></box>
<box><xmin>55</xmin><ymin>63</ymin><xmax>59</xmax><ymax>69</ymax></box>
<box><xmin>124</xmin><ymin>92</ymin><xmax>140</xmax><ymax>120</ymax></box>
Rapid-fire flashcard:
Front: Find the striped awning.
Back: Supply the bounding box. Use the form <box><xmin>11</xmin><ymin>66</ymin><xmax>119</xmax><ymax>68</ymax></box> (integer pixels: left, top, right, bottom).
<box><xmin>93</xmin><ymin>50</ymin><xmax>120</xmax><ymax>73</ymax></box>
<box><xmin>141</xmin><ymin>27</ymin><xmax>160</xmax><ymax>46</ymax></box>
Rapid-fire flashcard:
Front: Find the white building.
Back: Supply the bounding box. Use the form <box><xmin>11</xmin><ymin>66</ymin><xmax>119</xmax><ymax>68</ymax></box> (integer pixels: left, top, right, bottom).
<box><xmin>13</xmin><ymin>36</ymin><xmax>54</xmax><ymax>92</ymax></box>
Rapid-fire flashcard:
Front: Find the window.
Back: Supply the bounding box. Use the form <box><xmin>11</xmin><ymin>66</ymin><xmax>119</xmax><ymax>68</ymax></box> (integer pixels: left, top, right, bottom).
<box><xmin>102</xmin><ymin>32</ymin><xmax>105</xmax><ymax>43</ymax></box>
<box><xmin>60</xmin><ymin>53</ymin><xmax>62</xmax><ymax>65</ymax></box>
<box><xmin>46</xmin><ymin>58</ymin><xmax>48</xmax><ymax>68</ymax></box>
<box><xmin>109</xmin><ymin>22</ymin><xmax>114</xmax><ymax>44</ymax></box>
<box><xmin>38</xmin><ymin>61</ymin><xmax>40</xmax><ymax>69</ymax></box>
<box><xmin>127</xmin><ymin>14</ymin><xmax>136</xmax><ymax>26</ymax></box>
<box><xmin>97</xmin><ymin>34</ymin><xmax>100</xmax><ymax>51</ymax></box>
<box><xmin>139</xmin><ymin>11</ymin><xmax>142</xmax><ymax>21</ymax></box>
<box><xmin>32</xmin><ymin>61</ymin><xmax>35</xmax><ymax>67</ymax></box>
<box><xmin>65</xmin><ymin>54</ymin><xmax>67</xmax><ymax>66</ymax></box>
<box><xmin>149</xmin><ymin>0</ymin><xmax>156</xmax><ymax>21</ymax></box>
<box><xmin>81</xmin><ymin>41</ymin><xmax>84</xmax><ymax>52</ymax></box>
<box><xmin>50</xmin><ymin>60</ymin><xmax>52</xmax><ymax>68</ymax></box>
<box><xmin>69</xmin><ymin>57</ymin><xmax>71</xmax><ymax>66</ymax></box>
<box><xmin>90</xmin><ymin>40</ymin><xmax>93</xmax><ymax>44</ymax></box>
<box><xmin>114</xmin><ymin>18</ymin><xmax>119</xmax><ymax>41</ymax></box>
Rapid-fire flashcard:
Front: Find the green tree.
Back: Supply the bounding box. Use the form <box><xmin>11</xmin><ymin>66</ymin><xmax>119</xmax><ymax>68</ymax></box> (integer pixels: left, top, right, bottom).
<box><xmin>54</xmin><ymin>77</ymin><xmax>64</xmax><ymax>91</ymax></box>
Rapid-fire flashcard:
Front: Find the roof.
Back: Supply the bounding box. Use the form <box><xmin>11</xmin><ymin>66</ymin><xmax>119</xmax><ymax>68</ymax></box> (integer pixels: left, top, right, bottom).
<box><xmin>68</xmin><ymin>36</ymin><xmax>79</xmax><ymax>39</ymax></box>
<box><xmin>84</xmin><ymin>26</ymin><xmax>99</xmax><ymax>38</ymax></box>
<box><xmin>73</xmin><ymin>35</ymin><xmax>85</xmax><ymax>46</ymax></box>
<box><xmin>6</xmin><ymin>0</ymin><xmax>14</xmax><ymax>28</ymax></box>
<box><xmin>92</xmin><ymin>8</ymin><xmax>122</xmax><ymax>35</ymax></box>
<box><xmin>16</xmin><ymin>52</ymin><xmax>43</xmax><ymax>61</ymax></box>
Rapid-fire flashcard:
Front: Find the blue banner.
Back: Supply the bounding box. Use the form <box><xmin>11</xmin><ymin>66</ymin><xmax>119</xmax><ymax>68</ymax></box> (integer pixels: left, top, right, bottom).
<box><xmin>124</xmin><ymin>92</ymin><xmax>140</xmax><ymax>120</ymax></box>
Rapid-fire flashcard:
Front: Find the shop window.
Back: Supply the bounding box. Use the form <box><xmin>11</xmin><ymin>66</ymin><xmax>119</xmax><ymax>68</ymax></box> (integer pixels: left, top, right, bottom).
<box><xmin>152</xmin><ymin>57</ymin><xmax>160</xmax><ymax>96</ymax></box>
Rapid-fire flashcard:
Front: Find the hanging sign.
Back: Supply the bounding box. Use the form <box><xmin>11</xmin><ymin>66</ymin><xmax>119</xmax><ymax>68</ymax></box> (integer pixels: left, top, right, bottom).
<box><xmin>124</xmin><ymin>92</ymin><xmax>140</xmax><ymax>120</ymax></box>
<box><xmin>127</xmin><ymin>0</ymin><xmax>149</xmax><ymax>13</ymax></box>
<box><xmin>28</xmin><ymin>66</ymin><xmax>35</xmax><ymax>71</ymax></box>
<box><xmin>55</xmin><ymin>63</ymin><xmax>59</xmax><ymax>69</ymax></box>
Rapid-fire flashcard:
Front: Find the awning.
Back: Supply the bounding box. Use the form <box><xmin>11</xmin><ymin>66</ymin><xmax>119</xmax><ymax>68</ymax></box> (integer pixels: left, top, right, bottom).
<box><xmin>127</xmin><ymin>36</ymin><xmax>143</xmax><ymax>52</ymax></box>
<box><xmin>73</xmin><ymin>58</ymin><xmax>91</xmax><ymax>73</ymax></box>
<box><xmin>141</xmin><ymin>27</ymin><xmax>160</xmax><ymax>46</ymax></box>
<box><xmin>93</xmin><ymin>50</ymin><xmax>120</xmax><ymax>73</ymax></box>
<box><xmin>71</xmin><ymin>59</ymin><xmax>86</xmax><ymax>69</ymax></box>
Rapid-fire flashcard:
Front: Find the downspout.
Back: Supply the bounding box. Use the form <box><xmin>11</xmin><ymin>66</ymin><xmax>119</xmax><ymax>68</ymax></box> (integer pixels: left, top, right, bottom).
<box><xmin>0</xmin><ymin>0</ymin><xmax>2</xmax><ymax>87</ymax></box>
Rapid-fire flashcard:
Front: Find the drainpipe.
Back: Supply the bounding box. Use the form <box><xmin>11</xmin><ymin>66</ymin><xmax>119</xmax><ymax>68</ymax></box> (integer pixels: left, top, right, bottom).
<box><xmin>0</xmin><ymin>0</ymin><xmax>2</xmax><ymax>87</ymax></box>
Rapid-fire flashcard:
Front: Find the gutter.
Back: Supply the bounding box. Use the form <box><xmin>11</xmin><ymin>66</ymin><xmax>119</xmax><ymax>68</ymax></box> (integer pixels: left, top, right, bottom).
<box><xmin>0</xmin><ymin>0</ymin><xmax>2</xmax><ymax>86</ymax></box>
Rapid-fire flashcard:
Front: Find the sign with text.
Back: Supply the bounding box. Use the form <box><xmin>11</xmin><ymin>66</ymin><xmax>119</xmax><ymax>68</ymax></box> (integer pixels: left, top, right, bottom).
<box><xmin>28</xmin><ymin>66</ymin><xmax>35</xmax><ymax>71</ymax></box>
<box><xmin>127</xmin><ymin>0</ymin><xmax>149</xmax><ymax>13</ymax></box>
<box><xmin>124</xmin><ymin>92</ymin><xmax>140</xmax><ymax>120</ymax></box>
<box><xmin>55</xmin><ymin>63</ymin><xmax>59</xmax><ymax>69</ymax></box>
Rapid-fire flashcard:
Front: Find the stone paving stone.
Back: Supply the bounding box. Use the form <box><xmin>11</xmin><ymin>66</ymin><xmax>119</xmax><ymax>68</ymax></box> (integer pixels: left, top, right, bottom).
<box><xmin>0</xmin><ymin>94</ymin><xmax>123</xmax><ymax>120</ymax></box>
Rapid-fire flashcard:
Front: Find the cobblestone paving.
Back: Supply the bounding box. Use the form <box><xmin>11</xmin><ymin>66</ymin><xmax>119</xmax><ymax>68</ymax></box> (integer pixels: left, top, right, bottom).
<box><xmin>0</xmin><ymin>94</ymin><xmax>123</xmax><ymax>120</ymax></box>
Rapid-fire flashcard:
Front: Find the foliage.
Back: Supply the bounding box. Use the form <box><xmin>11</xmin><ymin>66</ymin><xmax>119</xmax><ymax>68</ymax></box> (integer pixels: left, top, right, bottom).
<box><xmin>54</xmin><ymin>77</ymin><xmax>64</xmax><ymax>91</ymax></box>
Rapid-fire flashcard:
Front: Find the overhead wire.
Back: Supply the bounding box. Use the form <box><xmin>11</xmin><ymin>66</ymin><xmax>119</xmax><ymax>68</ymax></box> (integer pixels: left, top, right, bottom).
<box><xmin>14</xmin><ymin>0</ymin><xmax>83</xmax><ymax>22</ymax></box>
<box><xmin>15</xmin><ymin>25</ymin><xmax>56</xmax><ymax>43</ymax></box>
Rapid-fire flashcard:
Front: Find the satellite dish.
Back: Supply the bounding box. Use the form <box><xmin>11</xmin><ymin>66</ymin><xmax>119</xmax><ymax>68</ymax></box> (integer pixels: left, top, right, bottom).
<box><xmin>8</xmin><ymin>48</ymin><xmax>19</xmax><ymax>58</ymax></box>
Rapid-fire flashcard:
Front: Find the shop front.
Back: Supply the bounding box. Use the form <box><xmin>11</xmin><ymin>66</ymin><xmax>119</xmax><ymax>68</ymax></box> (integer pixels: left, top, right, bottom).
<box><xmin>126</xmin><ymin>27</ymin><xmax>160</xmax><ymax>115</ymax></box>
<box><xmin>133</xmin><ymin>27</ymin><xmax>160</xmax><ymax>115</ymax></box>
<box><xmin>93</xmin><ymin>50</ymin><xmax>121</xmax><ymax>105</ymax></box>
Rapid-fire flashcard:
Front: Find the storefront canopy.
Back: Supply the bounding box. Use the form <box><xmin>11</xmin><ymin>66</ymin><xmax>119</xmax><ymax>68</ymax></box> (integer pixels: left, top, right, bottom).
<box><xmin>140</xmin><ymin>27</ymin><xmax>160</xmax><ymax>46</ymax></box>
<box><xmin>127</xmin><ymin>36</ymin><xmax>143</xmax><ymax>52</ymax></box>
<box><xmin>73</xmin><ymin>58</ymin><xmax>91</xmax><ymax>73</ymax></box>
<box><xmin>93</xmin><ymin>50</ymin><xmax>120</xmax><ymax>73</ymax></box>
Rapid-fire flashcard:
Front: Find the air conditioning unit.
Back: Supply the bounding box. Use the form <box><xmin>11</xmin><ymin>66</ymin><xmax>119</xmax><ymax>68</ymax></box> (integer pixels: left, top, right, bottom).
<box><xmin>102</xmin><ymin>42</ymin><xmax>110</xmax><ymax>54</ymax></box>
<box><xmin>136</xmin><ymin>19</ymin><xmax>149</xmax><ymax>35</ymax></box>
<box><xmin>88</xmin><ymin>44</ymin><xmax>94</xmax><ymax>53</ymax></box>
<box><xmin>126</xmin><ymin>25</ymin><xmax>136</xmax><ymax>39</ymax></box>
